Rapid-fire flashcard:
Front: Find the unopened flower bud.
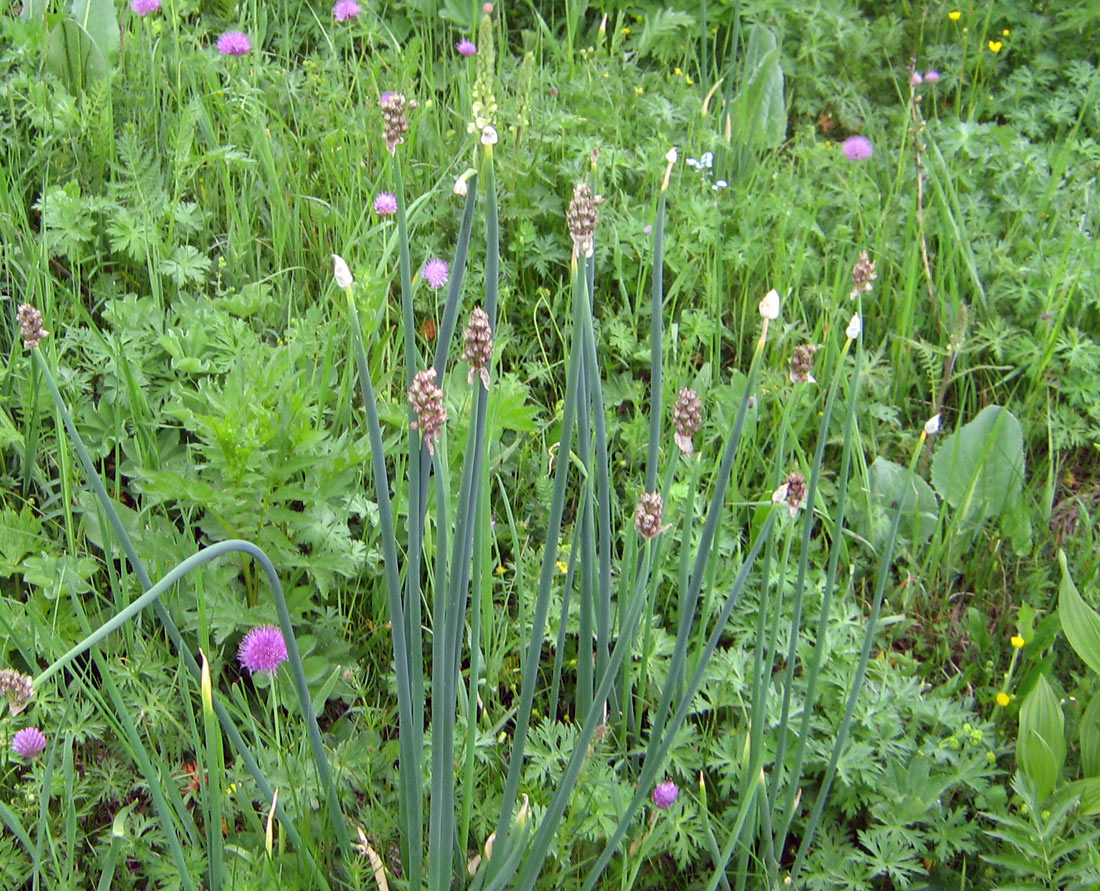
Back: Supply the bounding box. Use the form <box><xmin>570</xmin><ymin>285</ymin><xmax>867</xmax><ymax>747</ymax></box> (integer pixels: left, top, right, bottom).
<box><xmin>923</xmin><ymin>413</ymin><xmax>941</xmax><ymax>436</ymax></box>
<box><xmin>332</xmin><ymin>254</ymin><xmax>353</xmax><ymax>289</ymax></box>
<box><xmin>846</xmin><ymin>313</ymin><xmax>861</xmax><ymax>340</ymax></box>
<box><xmin>380</xmin><ymin>92</ymin><xmax>417</xmax><ymax>154</ymax></box>
<box><xmin>758</xmin><ymin>289</ymin><xmax>780</xmax><ymax>321</ymax></box>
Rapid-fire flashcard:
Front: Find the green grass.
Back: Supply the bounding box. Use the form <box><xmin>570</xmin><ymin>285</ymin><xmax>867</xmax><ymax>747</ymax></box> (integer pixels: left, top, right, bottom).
<box><xmin>3</xmin><ymin>0</ymin><xmax>1100</xmax><ymax>888</ymax></box>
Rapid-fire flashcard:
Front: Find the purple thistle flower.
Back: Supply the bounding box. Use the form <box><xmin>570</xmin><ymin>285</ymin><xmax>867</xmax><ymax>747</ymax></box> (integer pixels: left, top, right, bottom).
<box><xmin>12</xmin><ymin>727</ymin><xmax>47</xmax><ymax>760</ymax></box>
<box><xmin>216</xmin><ymin>31</ymin><xmax>252</xmax><ymax>56</ymax></box>
<box><xmin>130</xmin><ymin>0</ymin><xmax>161</xmax><ymax>15</ymax></box>
<box><xmin>841</xmin><ymin>135</ymin><xmax>873</xmax><ymax>161</ymax></box>
<box><xmin>238</xmin><ymin>625</ymin><xmax>288</xmax><ymax>675</ymax></box>
<box><xmin>374</xmin><ymin>192</ymin><xmax>398</xmax><ymax>216</ymax></box>
<box><xmin>422</xmin><ymin>258</ymin><xmax>449</xmax><ymax>290</ymax></box>
<box><xmin>380</xmin><ymin>91</ymin><xmax>396</xmax><ymax>103</ymax></box>
<box><xmin>333</xmin><ymin>0</ymin><xmax>360</xmax><ymax>20</ymax></box>
<box><xmin>653</xmin><ymin>781</ymin><xmax>679</xmax><ymax>809</ymax></box>
<box><xmin>924</xmin><ymin>70</ymin><xmax>941</xmax><ymax>83</ymax></box>
<box><xmin>456</xmin><ymin>39</ymin><xmax>477</xmax><ymax>57</ymax></box>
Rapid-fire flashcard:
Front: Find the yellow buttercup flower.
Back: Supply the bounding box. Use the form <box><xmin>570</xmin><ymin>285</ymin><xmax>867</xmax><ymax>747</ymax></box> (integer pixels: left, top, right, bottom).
<box><xmin>1002</xmin><ymin>28</ymin><xmax>1010</xmax><ymax>36</ymax></box>
<box><xmin>995</xmin><ymin>692</ymin><xmax>1011</xmax><ymax>707</ymax></box>
<box><xmin>1011</xmin><ymin>635</ymin><xmax>1025</xmax><ymax>649</ymax></box>
<box><xmin>948</xmin><ymin>10</ymin><xmax>961</xmax><ymax>20</ymax></box>
<box><xmin>556</xmin><ymin>560</ymin><xmax>568</xmax><ymax>574</ymax></box>
<box><xmin>988</xmin><ymin>40</ymin><xmax>1003</xmax><ymax>53</ymax></box>
<box><xmin>635</xmin><ymin>86</ymin><xmax>644</xmax><ymax>94</ymax></box>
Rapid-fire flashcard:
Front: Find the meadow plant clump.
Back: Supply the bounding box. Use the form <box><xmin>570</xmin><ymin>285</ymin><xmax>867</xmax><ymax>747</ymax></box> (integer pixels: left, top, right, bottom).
<box><xmin>2</xmin><ymin>0</ymin><xmax>1098</xmax><ymax>888</ymax></box>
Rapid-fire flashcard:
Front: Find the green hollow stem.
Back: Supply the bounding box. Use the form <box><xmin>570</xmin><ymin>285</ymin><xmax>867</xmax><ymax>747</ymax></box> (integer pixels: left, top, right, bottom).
<box><xmin>32</xmin><ymin>349</ymin><xmax>332</xmax><ymax>885</ymax></box>
<box><xmin>774</xmin><ymin>334</ymin><xmax>863</xmax><ymax>854</ymax></box>
<box><xmin>344</xmin><ymin>286</ymin><xmax>419</xmax><ymax>884</ymax></box>
<box><xmin>486</xmin><ymin>254</ymin><xmax>586</xmax><ymax>877</ymax></box>
<box><xmin>768</xmin><ymin>333</ymin><xmax>856</xmax><ymax>839</ymax></box>
<box><xmin>580</xmin><ymin>510</ymin><xmax>779</xmax><ymax>891</ymax></box>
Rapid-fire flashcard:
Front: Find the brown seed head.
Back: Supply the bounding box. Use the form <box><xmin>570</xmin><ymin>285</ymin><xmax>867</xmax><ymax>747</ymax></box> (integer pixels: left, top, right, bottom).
<box><xmin>634</xmin><ymin>491</ymin><xmax>668</xmax><ymax>540</ymax></box>
<box><xmin>672</xmin><ymin>388</ymin><xmax>703</xmax><ymax>455</ymax></box>
<box><xmin>566</xmin><ymin>182</ymin><xmax>604</xmax><ymax>259</ymax></box>
<box><xmin>461</xmin><ymin>306</ymin><xmax>493</xmax><ymax>389</ymax></box>
<box><xmin>16</xmin><ymin>304</ymin><xmax>48</xmax><ymax>350</ymax></box>
<box><xmin>408</xmin><ymin>368</ymin><xmax>447</xmax><ymax>454</ymax></box>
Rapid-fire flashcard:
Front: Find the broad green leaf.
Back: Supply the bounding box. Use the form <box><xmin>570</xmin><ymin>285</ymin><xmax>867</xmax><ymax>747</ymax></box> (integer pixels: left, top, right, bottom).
<box><xmin>1017</xmin><ymin>675</ymin><xmax>1065</xmax><ymax>802</ymax></box>
<box><xmin>1058</xmin><ymin>549</ymin><xmax>1100</xmax><ymax>677</ymax></box>
<box><xmin>45</xmin><ymin>19</ymin><xmax>109</xmax><ymax>93</ymax></box>
<box><xmin>865</xmin><ymin>456</ymin><xmax>939</xmax><ymax>546</ymax></box>
<box><xmin>1080</xmin><ymin>691</ymin><xmax>1100</xmax><ymax>778</ymax></box>
<box><xmin>71</xmin><ymin>0</ymin><xmax>118</xmax><ymax>65</ymax></box>
<box><xmin>931</xmin><ymin>404</ymin><xmax>1025</xmax><ymax>523</ymax></box>
<box><xmin>730</xmin><ymin>25</ymin><xmax>786</xmax><ymax>150</ymax></box>
<box><xmin>1067</xmin><ymin>778</ymin><xmax>1100</xmax><ymax>816</ymax></box>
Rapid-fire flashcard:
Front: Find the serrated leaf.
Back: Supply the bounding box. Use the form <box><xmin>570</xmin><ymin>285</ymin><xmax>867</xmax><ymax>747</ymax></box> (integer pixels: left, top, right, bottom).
<box><xmin>1058</xmin><ymin>550</ymin><xmax>1100</xmax><ymax>677</ymax></box>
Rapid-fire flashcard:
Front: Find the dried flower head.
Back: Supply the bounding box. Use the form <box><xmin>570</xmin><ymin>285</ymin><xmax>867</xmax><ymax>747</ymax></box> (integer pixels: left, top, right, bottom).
<box><xmin>461</xmin><ymin>307</ymin><xmax>493</xmax><ymax>389</ymax></box>
<box><xmin>216</xmin><ymin>31</ymin><xmax>252</xmax><ymax>56</ymax></box>
<box><xmin>0</xmin><ymin>669</ymin><xmax>34</xmax><ymax>716</ymax></box>
<box><xmin>635</xmin><ymin>491</ymin><xmax>669</xmax><ymax>540</ymax></box>
<box><xmin>409</xmin><ymin>368</ymin><xmax>447</xmax><ymax>455</ymax></box>
<box><xmin>672</xmin><ymin>388</ymin><xmax>703</xmax><ymax>455</ymax></box>
<box><xmin>380</xmin><ymin>93</ymin><xmax>417</xmax><ymax>154</ymax></box>
<box><xmin>566</xmin><ymin>182</ymin><xmax>604</xmax><ymax>259</ymax></box>
<box><xmin>653</xmin><ymin>781</ymin><xmax>679</xmax><ymax>809</ymax></box>
<box><xmin>849</xmin><ymin>251</ymin><xmax>877</xmax><ymax>300</ymax></box>
<box><xmin>238</xmin><ymin>625</ymin><xmax>288</xmax><ymax>675</ymax></box>
<box><xmin>16</xmin><ymin>304</ymin><xmax>48</xmax><ymax>349</ymax></box>
<box><xmin>772</xmin><ymin>471</ymin><xmax>808</xmax><ymax>518</ymax></box>
<box><xmin>12</xmin><ymin>727</ymin><xmax>47</xmax><ymax>759</ymax></box>
<box><xmin>790</xmin><ymin>344</ymin><xmax>818</xmax><ymax>384</ymax></box>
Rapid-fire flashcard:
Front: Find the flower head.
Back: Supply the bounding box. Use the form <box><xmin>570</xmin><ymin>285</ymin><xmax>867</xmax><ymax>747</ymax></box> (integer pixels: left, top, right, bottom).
<box><xmin>409</xmin><ymin>368</ymin><xmax>447</xmax><ymax>455</ymax></box>
<box><xmin>333</xmin><ymin>0</ymin><xmax>361</xmax><ymax>20</ymax></box>
<box><xmin>422</xmin><ymin>258</ymin><xmax>449</xmax><ymax>290</ymax></box>
<box><xmin>461</xmin><ymin>307</ymin><xmax>493</xmax><ymax>389</ymax></box>
<box><xmin>216</xmin><ymin>31</ymin><xmax>252</xmax><ymax>55</ymax></box>
<box><xmin>12</xmin><ymin>727</ymin><xmax>47</xmax><ymax>760</ymax></box>
<box><xmin>842</xmin><ymin>135</ymin><xmax>873</xmax><ymax>161</ymax></box>
<box><xmin>910</xmin><ymin>71</ymin><xmax>923</xmax><ymax>87</ymax></box>
<box><xmin>238</xmin><ymin>626</ymin><xmax>288</xmax><ymax>675</ymax></box>
<box><xmin>373</xmin><ymin>192</ymin><xmax>398</xmax><ymax>216</ymax></box>
<box><xmin>995</xmin><ymin>691</ymin><xmax>1011</xmax><ymax>707</ymax></box>
<box><xmin>1011</xmin><ymin>635</ymin><xmax>1025</xmax><ymax>650</ymax></box>
<box><xmin>0</xmin><ymin>669</ymin><xmax>34</xmax><ymax>716</ymax></box>
<box><xmin>380</xmin><ymin>92</ymin><xmax>417</xmax><ymax>154</ymax></box>
<box><xmin>850</xmin><ymin>250</ymin><xmax>877</xmax><ymax>300</ymax></box>
<box><xmin>846</xmin><ymin>313</ymin><xmax>862</xmax><ymax>341</ymax></box>
<box><xmin>673</xmin><ymin>388</ymin><xmax>703</xmax><ymax>455</ymax></box>
<box><xmin>566</xmin><ymin>182</ymin><xmax>604</xmax><ymax>259</ymax></box>
<box><xmin>923</xmin><ymin>414</ymin><xmax>941</xmax><ymax>436</ymax></box>
<box><xmin>924</xmin><ymin>70</ymin><xmax>941</xmax><ymax>83</ymax></box>
<box><xmin>635</xmin><ymin>492</ymin><xmax>669</xmax><ymax>540</ymax></box>
<box><xmin>456</xmin><ymin>39</ymin><xmax>477</xmax><ymax>56</ymax></box>
<box><xmin>988</xmin><ymin>41</ymin><xmax>1003</xmax><ymax>53</ymax></box>
<box><xmin>790</xmin><ymin>344</ymin><xmax>818</xmax><ymax>384</ymax></box>
<box><xmin>16</xmin><ymin>304</ymin><xmax>48</xmax><ymax>349</ymax></box>
<box><xmin>772</xmin><ymin>471</ymin><xmax>808</xmax><ymax>519</ymax></box>
<box><xmin>947</xmin><ymin>10</ymin><xmax>961</xmax><ymax>20</ymax></box>
<box><xmin>653</xmin><ymin>781</ymin><xmax>679</xmax><ymax>809</ymax></box>
<box><xmin>130</xmin><ymin>0</ymin><xmax>161</xmax><ymax>15</ymax></box>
